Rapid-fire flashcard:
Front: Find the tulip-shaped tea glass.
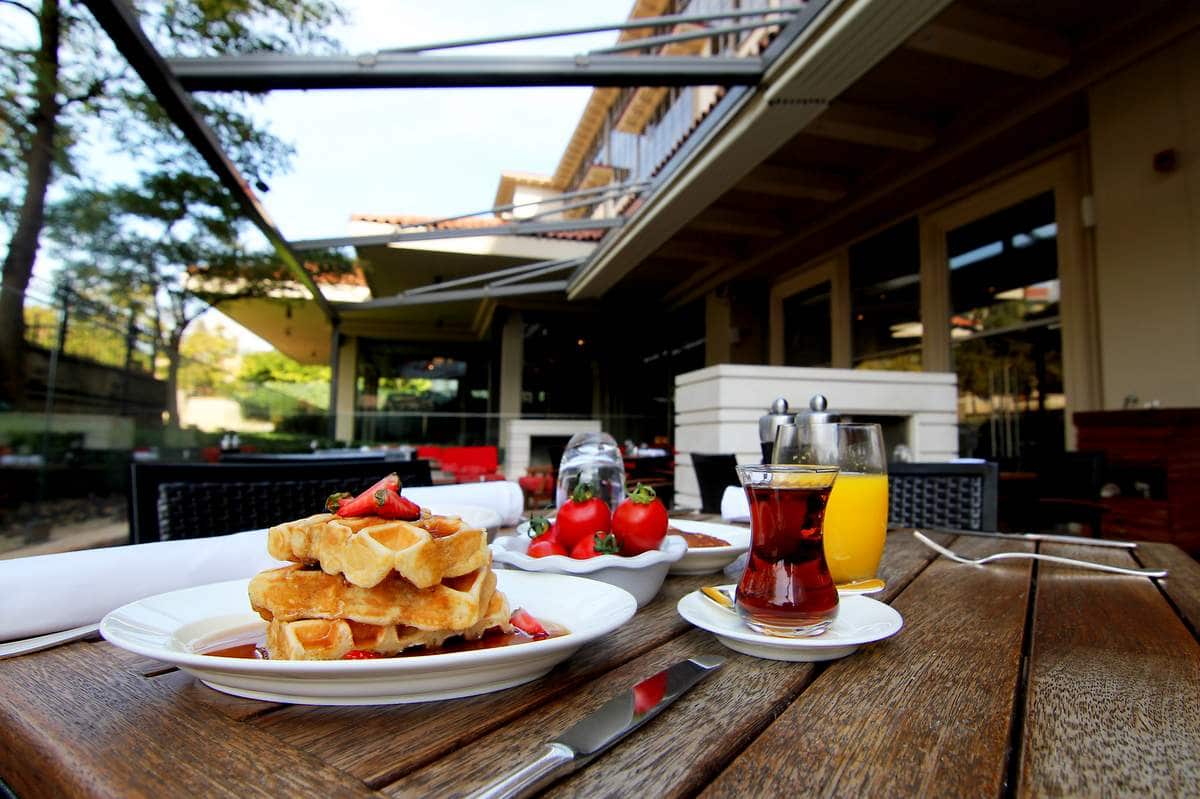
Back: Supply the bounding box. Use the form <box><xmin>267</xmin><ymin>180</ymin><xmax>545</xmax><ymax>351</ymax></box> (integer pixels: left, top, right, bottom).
<box><xmin>734</xmin><ymin>464</ymin><xmax>840</xmax><ymax>637</ymax></box>
<box><xmin>774</xmin><ymin>422</ymin><xmax>888</xmax><ymax>591</ymax></box>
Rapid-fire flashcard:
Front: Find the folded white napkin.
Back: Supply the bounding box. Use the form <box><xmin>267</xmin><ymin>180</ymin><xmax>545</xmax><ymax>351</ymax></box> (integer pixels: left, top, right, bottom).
<box><xmin>0</xmin><ymin>481</ymin><xmax>527</xmax><ymax>642</ymax></box>
<box><xmin>0</xmin><ymin>530</ymin><xmax>285</xmax><ymax>641</ymax></box>
<box><xmin>404</xmin><ymin>481</ymin><xmax>525</xmax><ymax>527</ymax></box>
<box><xmin>720</xmin><ymin>485</ymin><xmax>750</xmax><ymax>523</ymax></box>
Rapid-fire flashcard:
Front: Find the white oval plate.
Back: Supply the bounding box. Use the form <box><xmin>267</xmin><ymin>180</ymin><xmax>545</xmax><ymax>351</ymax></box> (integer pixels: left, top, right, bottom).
<box><xmin>100</xmin><ymin>571</ymin><xmax>637</xmax><ymax>705</ymax></box>
<box><xmin>665</xmin><ymin>518</ymin><xmax>751</xmax><ymax>575</ymax></box>
<box><xmin>677</xmin><ymin>586</ymin><xmax>902</xmax><ymax>662</ymax></box>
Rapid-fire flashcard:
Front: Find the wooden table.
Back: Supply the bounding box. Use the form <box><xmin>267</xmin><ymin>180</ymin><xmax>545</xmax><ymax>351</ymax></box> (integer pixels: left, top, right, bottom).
<box><xmin>2</xmin><ymin>524</ymin><xmax>1199</xmax><ymax>797</ymax></box>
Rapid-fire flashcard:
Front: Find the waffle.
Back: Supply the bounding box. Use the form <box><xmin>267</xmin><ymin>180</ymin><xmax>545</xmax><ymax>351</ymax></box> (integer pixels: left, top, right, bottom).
<box><xmin>248</xmin><ymin>560</ymin><xmax>496</xmax><ymax>630</ymax></box>
<box><xmin>268</xmin><ymin>513</ymin><xmax>489</xmax><ymax>590</ymax></box>
<box><xmin>265</xmin><ymin>590</ymin><xmax>513</xmax><ymax>660</ymax></box>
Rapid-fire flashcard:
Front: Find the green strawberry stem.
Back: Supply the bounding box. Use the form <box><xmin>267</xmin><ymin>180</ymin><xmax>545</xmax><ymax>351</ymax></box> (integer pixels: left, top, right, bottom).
<box><xmin>571</xmin><ymin>481</ymin><xmax>596</xmax><ymax>503</ymax></box>
<box><xmin>527</xmin><ymin>515</ymin><xmax>551</xmax><ymax>538</ymax></box>
<box><xmin>627</xmin><ymin>483</ymin><xmax>657</xmax><ymax>504</ymax></box>
<box><xmin>593</xmin><ymin>531</ymin><xmax>619</xmax><ymax>555</ymax></box>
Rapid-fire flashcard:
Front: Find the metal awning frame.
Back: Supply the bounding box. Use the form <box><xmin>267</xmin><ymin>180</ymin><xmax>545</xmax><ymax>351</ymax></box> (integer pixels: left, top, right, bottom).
<box><xmin>340</xmin><ymin>256</ymin><xmax>587</xmax><ymax>310</ymax></box>
<box><xmin>292</xmin><ymin>217</ymin><xmax>624</xmax><ymax>252</ymax></box>
<box><xmin>380</xmin><ymin>5</ymin><xmax>809</xmax><ymax>54</ymax></box>
<box><xmin>81</xmin><ymin>0</ymin><xmax>832</xmax><ymax>320</ymax></box>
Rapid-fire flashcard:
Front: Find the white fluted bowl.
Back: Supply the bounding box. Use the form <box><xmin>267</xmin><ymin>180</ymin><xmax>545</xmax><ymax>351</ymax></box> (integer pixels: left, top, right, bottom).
<box><xmin>490</xmin><ymin>534</ymin><xmax>686</xmax><ymax>607</ymax></box>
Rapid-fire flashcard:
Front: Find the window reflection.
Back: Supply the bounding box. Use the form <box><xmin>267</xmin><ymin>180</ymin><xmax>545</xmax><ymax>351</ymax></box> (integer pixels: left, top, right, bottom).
<box><xmin>850</xmin><ymin>219</ymin><xmax>922</xmax><ymax>371</ymax></box>
<box><xmin>948</xmin><ymin>191</ymin><xmax>1064</xmax><ymax>462</ymax></box>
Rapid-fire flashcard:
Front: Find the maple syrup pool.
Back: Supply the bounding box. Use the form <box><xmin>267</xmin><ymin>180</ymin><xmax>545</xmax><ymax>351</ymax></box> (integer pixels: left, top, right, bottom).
<box><xmin>202</xmin><ymin>621</ymin><xmax>568</xmax><ymax>660</ymax></box>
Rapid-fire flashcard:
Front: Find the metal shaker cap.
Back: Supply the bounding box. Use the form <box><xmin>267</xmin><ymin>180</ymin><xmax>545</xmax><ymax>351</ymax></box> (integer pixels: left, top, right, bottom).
<box><xmin>759</xmin><ymin>396</ymin><xmax>796</xmax><ymax>444</ymax></box>
<box><xmin>796</xmin><ymin>394</ymin><xmax>840</xmax><ymax>426</ymax></box>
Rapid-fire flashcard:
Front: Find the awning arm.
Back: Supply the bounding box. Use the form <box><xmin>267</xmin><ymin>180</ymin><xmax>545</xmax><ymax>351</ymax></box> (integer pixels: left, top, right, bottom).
<box><xmin>169</xmin><ymin>54</ymin><xmax>764</xmax><ymax>92</ymax></box>
<box><xmin>82</xmin><ymin>0</ymin><xmax>338</xmax><ymax>323</ymax></box>
<box><xmin>380</xmin><ymin>5</ymin><xmax>809</xmax><ymax>53</ymax></box>
<box><xmin>292</xmin><ymin>218</ymin><xmax>624</xmax><ymax>251</ymax></box>
<box><xmin>402</xmin><ymin>257</ymin><xmax>586</xmax><ymax>297</ymax></box>
<box><xmin>341</xmin><ymin>281</ymin><xmax>569</xmax><ymax>310</ymax></box>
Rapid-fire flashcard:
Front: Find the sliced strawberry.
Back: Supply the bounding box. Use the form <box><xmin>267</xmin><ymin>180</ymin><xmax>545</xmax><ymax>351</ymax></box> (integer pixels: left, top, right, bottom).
<box><xmin>325</xmin><ymin>491</ymin><xmax>351</xmax><ymax>513</ymax></box>
<box><xmin>375</xmin><ymin>488</ymin><xmax>421</xmax><ymax>521</ymax></box>
<box><xmin>334</xmin><ymin>489</ymin><xmax>380</xmax><ymax>518</ymax></box>
<box><xmin>510</xmin><ymin>608</ymin><xmax>549</xmax><ymax>639</ymax></box>
<box><xmin>342</xmin><ymin>649</ymin><xmax>384</xmax><ymax>659</ymax></box>
<box><xmin>334</xmin><ymin>473</ymin><xmax>402</xmax><ymax>517</ymax></box>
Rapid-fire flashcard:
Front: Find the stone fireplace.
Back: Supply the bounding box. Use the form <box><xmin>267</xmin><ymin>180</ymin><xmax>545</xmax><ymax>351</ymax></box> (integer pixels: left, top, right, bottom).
<box><xmin>502</xmin><ymin>418</ymin><xmax>601</xmax><ymax>481</ymax></box>
<box><xmin>673</xmin><ymin>364</ymin><xmax>959</xmax><ymax>509</ymax></box>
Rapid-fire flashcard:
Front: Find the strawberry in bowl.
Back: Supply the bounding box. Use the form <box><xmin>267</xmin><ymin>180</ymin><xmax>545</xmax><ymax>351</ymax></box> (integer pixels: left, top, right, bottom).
<box><xmin>491</xmin><ymin>484</ymin><xmax>685</xmax><ymax>607</ymax></box>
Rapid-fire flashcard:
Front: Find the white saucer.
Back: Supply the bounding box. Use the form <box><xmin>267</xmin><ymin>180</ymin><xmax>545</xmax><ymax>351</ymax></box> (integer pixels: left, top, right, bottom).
<box><xmin>676</xmin><ymin>585</ymin><xmax>903</xmax><ymax>662</ymax></box>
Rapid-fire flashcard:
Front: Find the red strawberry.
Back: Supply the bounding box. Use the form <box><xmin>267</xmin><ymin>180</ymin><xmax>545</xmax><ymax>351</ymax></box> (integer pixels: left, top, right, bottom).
<box><xmin>570</xmin><ymin>531</ymin><xmax>620</xmax><ymax>559</ymax></box>
<box><xmin>342</xmin><ymin>649</ymin><xmax>384</xmax><ymax>659</ymax></box>
<box><xmin>332</xmin><ymin>473</ymin><xmax>402</xmax><ymax>516</ymax></box>
<box><xmin>375</xmin><ymin>488</ymin><xmax>421</xmax><ymax>521</ymax></box>
<box><xmin>510</xmin><ymin>608</ymin><xmax>549</xmax><ymax>639</ymax></box>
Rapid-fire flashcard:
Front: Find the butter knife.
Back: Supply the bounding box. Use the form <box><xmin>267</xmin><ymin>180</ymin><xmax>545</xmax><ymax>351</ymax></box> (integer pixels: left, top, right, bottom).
<box><xmin>468</xmin><ymin>655</ymin><xmax>725</xmax><ymax>799</ymax></box>
<box><xmin>896</xmin><ymin>526</ymin><xmax>1138</xmax><ymax>549</ymax></box>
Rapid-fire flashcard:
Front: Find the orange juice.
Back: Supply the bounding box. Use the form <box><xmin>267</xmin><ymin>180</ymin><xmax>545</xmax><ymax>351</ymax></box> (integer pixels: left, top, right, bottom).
<box><xmin>822</xmin><ymin>472</ymin><xmax>889</xmax><ymax>584</ymax></box>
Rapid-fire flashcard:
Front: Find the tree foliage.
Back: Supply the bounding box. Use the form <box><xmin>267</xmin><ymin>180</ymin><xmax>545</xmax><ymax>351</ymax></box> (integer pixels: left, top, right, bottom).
<box><xmin>239</xmin><ymin>350</ymin><xmax>330</xmax><ymax>384</ymax></box>
<box><xmin>0</xmin><ymin>0</ymin><xmax>346</xmax><ymax>407</ymax></box>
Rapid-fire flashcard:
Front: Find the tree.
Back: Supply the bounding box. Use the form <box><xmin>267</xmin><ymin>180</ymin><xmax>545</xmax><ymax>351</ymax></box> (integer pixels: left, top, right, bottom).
<box><xmin>48</xmin><ymin>172</ymin><xmax>290</xmax><ymax>429</ymax></box>
<box><xmin>179</xmin><ymin>319</ymin><xmax>238</xmax><ymax>395</ymax></box>
<box><xmin>0</xmin><ymin>0</ymin><xmax>344</xmax><ymax>407</ymax></box>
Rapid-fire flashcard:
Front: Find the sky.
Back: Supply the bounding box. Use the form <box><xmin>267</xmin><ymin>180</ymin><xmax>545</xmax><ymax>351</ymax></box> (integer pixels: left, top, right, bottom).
<box><xmin>252</xmin><ymin>0</ymin><xmax>633</xmax><ymax>240</ymax></box>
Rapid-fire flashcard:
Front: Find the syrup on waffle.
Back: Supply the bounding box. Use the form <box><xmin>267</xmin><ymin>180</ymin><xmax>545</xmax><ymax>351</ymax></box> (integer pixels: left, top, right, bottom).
<box><xmin>249</xmin><ymin>560</ymin><xmax>497</xmax><ymax>631</ymax></box>
<box><xmin>265</xmin><ymin>590</ymin><xmax>513</xmax><ymax>660</ymax></box>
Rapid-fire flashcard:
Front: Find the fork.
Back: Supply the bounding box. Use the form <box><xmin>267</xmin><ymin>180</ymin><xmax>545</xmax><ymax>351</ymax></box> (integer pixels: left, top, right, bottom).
<box><xmin>912</xmin><ymin>531</ymin><xmax>1168</xmax><ymax>578</ymax></box>
<box><xmin>0</xmin><ymin>623</ymin><xmax>102</xmax><ymax>660</ymax></box>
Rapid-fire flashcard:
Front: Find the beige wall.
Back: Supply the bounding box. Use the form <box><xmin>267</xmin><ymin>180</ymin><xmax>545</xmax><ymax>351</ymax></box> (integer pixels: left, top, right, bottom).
<box><xmin>1089</xmin><ymin>31</ymin><xmax>1200</xmax><ymax>409</ymax></box>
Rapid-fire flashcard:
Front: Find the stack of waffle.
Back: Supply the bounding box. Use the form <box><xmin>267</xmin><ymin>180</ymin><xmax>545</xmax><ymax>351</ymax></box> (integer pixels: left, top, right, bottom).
<box><xmin>249</xmin><ymin>511</ymin><xmax>511</xmax><ymax>660</ymax></box>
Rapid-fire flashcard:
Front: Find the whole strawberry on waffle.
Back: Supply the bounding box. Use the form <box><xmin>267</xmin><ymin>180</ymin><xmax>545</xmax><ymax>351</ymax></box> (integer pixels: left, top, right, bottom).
<box><xmin>248</xmin><ymin>473</ymin><xmax>511</xmax><ymax>660</ymax></box>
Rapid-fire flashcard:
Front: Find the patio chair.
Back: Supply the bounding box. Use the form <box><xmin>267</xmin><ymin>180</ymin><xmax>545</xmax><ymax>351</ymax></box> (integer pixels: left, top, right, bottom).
<box><xmin>690</xmin><ymin>453</ymin><xmax>739</xmax><ymax>514</ymax></box>
<box><xmin>128</xmin><ymin>459</ymin><xmax>432</xmax><ymax>543</ymax></box>
<box><xmin>887</xmin><ymin>461</ymin><xmax>999</xmax><ymax>531</ymax></box>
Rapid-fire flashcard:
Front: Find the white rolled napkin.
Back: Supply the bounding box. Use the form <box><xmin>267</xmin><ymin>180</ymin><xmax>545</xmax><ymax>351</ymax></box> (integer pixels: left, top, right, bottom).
<box><xmin>0</xmin><ymin>530</ymin><xmax>286</xmax><ymax>641</ymax></box>
<box><xmin>404</xmin><ymin>481</ymin><xmax>525</xmax><ymax>527</ymax></box>
<box><xmin>720</xmin><ymin>485</ymin><xmax>750</xmax><ymax>523</ymax></box>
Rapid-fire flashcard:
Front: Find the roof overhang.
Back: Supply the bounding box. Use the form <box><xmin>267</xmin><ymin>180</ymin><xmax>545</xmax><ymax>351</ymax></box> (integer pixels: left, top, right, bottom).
<box><xmin>567</xmin><ymin>0</ymin><xmax>954</xmax><ymax>299</ymax></box>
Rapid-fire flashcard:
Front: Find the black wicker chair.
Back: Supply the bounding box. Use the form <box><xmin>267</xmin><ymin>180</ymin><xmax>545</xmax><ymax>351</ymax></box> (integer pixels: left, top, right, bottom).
<box><xmin>887</xmin><ymin>461</ymin><xmax>999</xmax><ymax>531</ymax></box>
<box><xmin>128</xmin><ymin>460</ymin><xmax>432</xmax><ymax>544</ymax></box>
<box><xmin>690</xmin><ymin>453</ymin><xmax>740</xmax><ymax>514</ymax></box>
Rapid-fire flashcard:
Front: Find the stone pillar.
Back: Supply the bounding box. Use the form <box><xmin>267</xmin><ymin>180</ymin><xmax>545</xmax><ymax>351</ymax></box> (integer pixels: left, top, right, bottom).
<box><xmin>333</xmin><ymin>335</ymin><xmax>358</xmax><ymax>442</ymax></box>
<box><xmin>499</xmin><ymin>311</ymin><xmax>524</xmax><ymax>422</ymax></box>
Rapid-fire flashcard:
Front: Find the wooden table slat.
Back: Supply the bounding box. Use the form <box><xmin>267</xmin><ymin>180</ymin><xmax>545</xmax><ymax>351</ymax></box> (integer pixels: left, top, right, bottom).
<box><xmin>1018</xmin><ymin>542</ymin><xmax>1200</xmax><ymax>797</ymax></box>
<box><xmin>389</xmin><ymin>630</ymin><xmax>819</xmax><ymax>799</ymax></box>
<box><xmin>1136</xmin><ymin>541</ymin><xmax>1200</xmax><ymax>636</ymax></box>
<box><xmin>702</xmin><ymin>535</ymin><xmax>1035</xmax><ymax>798</ymax></box>
<box><xmin>0</xmin><ymin>644</ymin><xmax>379</xmax><ymax>798</ymax></box>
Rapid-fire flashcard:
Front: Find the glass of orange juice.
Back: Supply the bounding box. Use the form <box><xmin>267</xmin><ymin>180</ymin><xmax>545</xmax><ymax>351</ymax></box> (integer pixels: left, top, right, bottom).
<box><xmin>773</xmin><ymin>422</ymin><xmax>888</xmax><ymax>590</ymax></box>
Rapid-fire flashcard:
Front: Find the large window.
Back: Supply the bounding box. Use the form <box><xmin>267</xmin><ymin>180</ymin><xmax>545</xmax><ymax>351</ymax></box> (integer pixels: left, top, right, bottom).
<box><xmin>849</xmin><ymin>219</ymin><xmax>922</xmax><ymax>370</ymax></box>
<box><xmin>947</xmin><ymin>191</ymin><xmax>1064</xmax><ymax>461</ymax></box>
<box><xmin>354</xmin><ymin>340</ymin><xmax>492</xmax><ymax>445</ymax></box>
